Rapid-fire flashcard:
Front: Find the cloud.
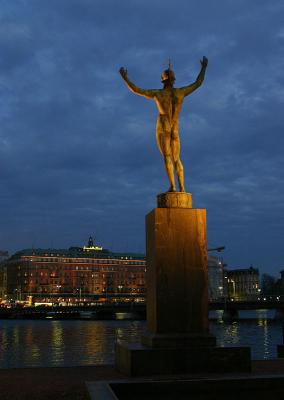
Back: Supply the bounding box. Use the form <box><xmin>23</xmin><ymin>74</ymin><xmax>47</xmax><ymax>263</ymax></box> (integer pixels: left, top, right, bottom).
<box><xmin>0</xmin><ymin>0</ymin><xmax>283</xmax><ymax>274</ymax></box>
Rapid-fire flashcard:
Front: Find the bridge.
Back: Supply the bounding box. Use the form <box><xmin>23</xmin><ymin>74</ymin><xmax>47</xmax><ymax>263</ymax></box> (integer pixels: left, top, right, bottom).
<box><xmin>1</xmin><ymin>300</ymin><xmax>284</xmax><ymax>320</ymax></box>
<box><xmin>0</xmin><ymin>302</ymin><xmax>147</xmax><ymax>320</ymax></box>
<box><xmin>210</xmin><ymin>300</ymin><xmax>284</xmax><ymax>311</ymax></box>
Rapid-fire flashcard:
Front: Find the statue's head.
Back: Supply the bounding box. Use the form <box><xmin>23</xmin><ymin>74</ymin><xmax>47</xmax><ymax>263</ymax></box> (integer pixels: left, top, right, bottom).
<box><xmin>161</xmin><ymin>60</ymin><xmax>175</xmax><ymax>84</ymax></box>
<box><xmin>161</xmin><ymin>68</ymin><xmax>175</xmax><ymax>84</ymax></box>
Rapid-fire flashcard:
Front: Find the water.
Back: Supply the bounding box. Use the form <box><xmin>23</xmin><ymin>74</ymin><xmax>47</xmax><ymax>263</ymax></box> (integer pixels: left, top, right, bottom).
<box><xmin>0</xmin><ymin>311</ymin><xmax>283</xmax><ymax>368</ymax></box>
<box><xmin>0</xmin><ymin>319</ymin><xmax>144</xmax><ymax>368</ymax></box>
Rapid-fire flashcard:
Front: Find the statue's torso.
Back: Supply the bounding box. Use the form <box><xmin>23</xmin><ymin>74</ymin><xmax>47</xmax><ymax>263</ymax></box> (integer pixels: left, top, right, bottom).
<box><xmin>154</xmin><ymin>88</ymin><xmax>184</xmax><ymax>128</ymax></box>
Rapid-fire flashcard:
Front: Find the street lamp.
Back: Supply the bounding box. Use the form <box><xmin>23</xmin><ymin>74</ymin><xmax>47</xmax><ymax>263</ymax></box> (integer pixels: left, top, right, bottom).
<box><xmin>208</xmin><ymin>246</ymin><xmax>225</xmax><ymax>253</ymax></box>
<box><xmin>77</xmin><ymin>287</ymin><xmax>82</xmax><ymax>302</ymax></box>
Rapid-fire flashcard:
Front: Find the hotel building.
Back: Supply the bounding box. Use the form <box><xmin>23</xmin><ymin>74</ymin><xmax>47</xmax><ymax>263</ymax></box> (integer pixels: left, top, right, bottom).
<box><xmin>0</xmin><ymin>237</ymin><xmax>146</xmax><ymax>304</ymax></box>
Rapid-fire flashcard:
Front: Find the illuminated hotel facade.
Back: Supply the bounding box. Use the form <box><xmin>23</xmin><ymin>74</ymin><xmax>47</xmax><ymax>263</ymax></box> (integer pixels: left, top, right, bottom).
<box><xmin>0</xmin><ymin>237</ymin><xmax>146</xmax><ymax>304</ymax></box>
<box><xmin>225</xmin><ymin>266</ymin><xmax>260</xmax><ymax>300</ymax></box>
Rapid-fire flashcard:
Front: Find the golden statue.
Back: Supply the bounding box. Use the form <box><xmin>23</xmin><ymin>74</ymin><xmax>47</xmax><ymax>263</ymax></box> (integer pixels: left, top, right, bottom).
<box><xmin>119</xmin><ymin>57</ymin><xmax>208</xmax><ymax>192</ymax></box>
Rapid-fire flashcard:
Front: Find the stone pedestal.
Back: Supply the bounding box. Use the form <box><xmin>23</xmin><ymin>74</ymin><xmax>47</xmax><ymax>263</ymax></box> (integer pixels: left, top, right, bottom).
<box><xmin>115</xmin><ymin>192</ymin><xmax>251</xmax><ymax>376</ymax></box>
<box><xmin>115</xmin><ymin>342</ymin><xmax>251</xmax><ymax>376</ymax></box>
<box><xmin>278</xmin><ymin>345</ymin><xmax>284</xmax><ymax>358</ymax></box>
<box><xmin>157</xmin><ymin>192</ymin><xmax>193</xmax><ymax>208</ymax></box>
<box><xmin>142</xmin><ymin>205</ymin><xmax>214</xmax><ymax>346</ymax></box>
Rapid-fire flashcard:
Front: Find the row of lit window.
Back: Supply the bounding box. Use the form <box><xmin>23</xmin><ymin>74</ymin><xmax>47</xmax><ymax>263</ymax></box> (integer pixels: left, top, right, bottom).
<box><xmin>24</xmin><ymin>257</ymin><xmax>145</xmax><ymax>265</ymax></box>
<box><xmin>17</xmin><ymin>265</ymin><xmax>145</xmax><ymax>273</ymax></box>
<box><xmin>22</xmin><ymin>262</ymin><xmax>146</xmax><ymax>269</ymax></box>
<box><xmin>17</xmin><ymin>271</ymin><xmax>144</xmax><ymax>279</ymax></box>
<box><xmin>27</xmin><ymin>254</ymin><xmax>140</xmax><ymax>260</ymax></box>
<box><xmin>19</xmin><ymin>280</ymin><xmax>145</xmax><ymax>287</ymax></box>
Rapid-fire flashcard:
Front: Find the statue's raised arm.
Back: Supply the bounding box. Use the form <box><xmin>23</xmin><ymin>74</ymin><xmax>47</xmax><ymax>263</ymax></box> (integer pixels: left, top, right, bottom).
<box><xmin>180</xmin><ymin>56</ymin><xmax>208</xmax><ymax>97</ymax></box>
<box><xmin>119</xmin><ymin>67</ymin><xmax>156</xmax><ymax>100</ymax></box>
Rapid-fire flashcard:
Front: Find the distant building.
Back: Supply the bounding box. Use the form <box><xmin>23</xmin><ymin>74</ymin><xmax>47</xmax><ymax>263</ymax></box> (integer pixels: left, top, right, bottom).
<box><xmin>226</xmin><ymin>266</ymin><xmax>260</xmax><ymax>300</ymax></box>
<box><xmin>0</xmin><ymin>251</ymin><xmax>9</xmax><ymax>300</ymax></box>
<box><xmin>0</xmin><ymin>238</ymin><xmax>146</xmax><ymax>304</ymax></box>
<box><xmin>208</xmin><ymin>256</ymin><xmax>224</xmax><ymax>301</ymax></box>
<box><xmin>271</xmin><ymin>270</ymin><xmax>284</xmax><ymax>296</ymax></box>
<box><xmin>0</xmin><ymin>251</ymin><xmax>9</xmax><ymax>262</ymax></box>
<box><xmin>261</xmin><ymin>273</ymin><xmax>277</xmax><ymax>295</ymax></box>
<box><xmin>277</xmin><ymin>270</ymin><xmax>284</xmax><ymax>294</ymax></box>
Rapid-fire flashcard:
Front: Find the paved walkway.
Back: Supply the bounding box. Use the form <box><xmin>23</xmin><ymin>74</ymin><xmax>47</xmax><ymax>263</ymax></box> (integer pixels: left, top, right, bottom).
<box><xmin>1</xmin><ymin>360</ymin><xmax>284</xmax><ymax>400</ymax></box>
<box><xmin>0</xmin><ymin>365</ymin><xmax>123</xmax><ymax>400</ymax></box>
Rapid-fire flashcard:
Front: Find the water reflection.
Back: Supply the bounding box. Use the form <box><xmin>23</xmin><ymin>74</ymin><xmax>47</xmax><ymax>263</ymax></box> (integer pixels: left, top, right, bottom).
<box><xmin>31</xmin><ymin>343</ymin><xmax>40</xmax><ymax>362</ymax></box>
<box><xmin>12</xmin><ymin>326</ymin><xmax>20</xmax><ymax>346</ymax></box>
<box><xmin>216</xmin><ymin>321</ymin><xmax>240</xmax><ymax>347</ymax></box>
<box><xmin>256</xmin><ymin>318</ymin><xmax>270</xmax><ymax>359</ymax></box>
<box><xmin>80</xmin><ymin>322</ymin><xmax>109</xmax><ymax>365</ymax></box>
<box><xmin>0</xmin><ymin>329</ymin><xmax>8</xmax><ymax>364</ymax></box>
<box><xmin>0</xmin><ymin>317</ymin><xmax>282</xmax><ymax>368</ymax></box>
<box><xmin>51</xmin><ymin>322</ymin><xmax>64</xmax><ymax>364</ymax></box>
<box><xmin>210</xmin><ymin>311</ymin><xmax>282</xmax><ymax>360</ymax></box>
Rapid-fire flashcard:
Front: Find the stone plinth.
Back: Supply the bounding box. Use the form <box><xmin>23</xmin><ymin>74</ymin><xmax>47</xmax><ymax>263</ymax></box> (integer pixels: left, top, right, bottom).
<box><xmin>144</xmin><ymin>207</ymin><xmax>209</xmax><ymax>339</ymax></box>
<box><xmin>115</xmin><ymin>342</ymin><xmax>251</xmax><ymax>376</ymax></box>
<box><xmin>278</xmin><ymin>345</ymin><xmax>284</xmax><ymax>358</ymax></box>
<box><xmin>141</xmin><ymin>332</ymin><xmax>216</xmax><ymax>349</ymax></box>
<box><xmin>115</xmin><ymin>192</ymin><xmax>251</xmax><ymax>376</ymax></box>
<box><xmin>157</xmin><ymin>192</ymin><xmax>192</xmax><ymax>208</ymax></box>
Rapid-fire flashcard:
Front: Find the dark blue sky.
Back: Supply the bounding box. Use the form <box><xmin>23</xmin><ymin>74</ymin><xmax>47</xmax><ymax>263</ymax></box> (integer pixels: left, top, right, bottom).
<box><xmin>0</xmin><ymin>0</ymin><xmax>284</xmax><ymax>275</ymax></box>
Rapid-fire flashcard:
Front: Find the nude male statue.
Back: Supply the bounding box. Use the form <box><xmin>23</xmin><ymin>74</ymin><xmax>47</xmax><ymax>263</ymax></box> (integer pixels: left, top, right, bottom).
<box><xmin>119</xmin><ymin>56</ymin><xmax>208</xmax><ymax>193</ymax></box>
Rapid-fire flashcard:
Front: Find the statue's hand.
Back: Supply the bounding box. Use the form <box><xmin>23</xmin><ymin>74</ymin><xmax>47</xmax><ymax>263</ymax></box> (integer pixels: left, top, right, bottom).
<box><xmin>119</xmin><ymin>67</ymin><xmax>128</xmax><ymax>80</ymax></box>
<box><xmin>200</xmin><ymin>56</ymin><xmax>208</xmax><ymax>69</ymax></box>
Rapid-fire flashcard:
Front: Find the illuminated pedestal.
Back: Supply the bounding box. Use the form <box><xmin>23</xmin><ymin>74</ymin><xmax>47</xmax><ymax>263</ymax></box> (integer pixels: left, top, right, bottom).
<box><xmin>115</xmin><ymin>193</ymin><xmax>251</xmax><ymax>376</ymax></box>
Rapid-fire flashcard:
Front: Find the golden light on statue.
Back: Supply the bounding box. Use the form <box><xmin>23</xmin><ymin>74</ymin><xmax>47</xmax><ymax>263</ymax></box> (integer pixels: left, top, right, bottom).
<box><xmin>119</xmin><ymin>57</ymin><xmax>208</xmax><ymax>193</ymax></box>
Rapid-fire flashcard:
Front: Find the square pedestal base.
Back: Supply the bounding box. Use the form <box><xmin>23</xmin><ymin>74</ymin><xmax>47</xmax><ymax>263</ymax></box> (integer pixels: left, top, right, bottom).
<box><xmin>141</xmin><ymin>332</ymin><xmax>216</xmax><ymax>348</ymax></box>
<box><xmin>277</xmin><ymin>344</ymin><xmax>284</xmax><ymax>357</ymax></box>
<box><xmin>115</xmin><ymin>342</ymin><xmax>251</xmax><ymax>377</ymax></box>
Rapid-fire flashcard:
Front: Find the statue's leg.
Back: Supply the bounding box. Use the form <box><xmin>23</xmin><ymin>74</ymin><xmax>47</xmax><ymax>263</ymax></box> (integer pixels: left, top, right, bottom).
<box><xmin>171</xmin><ymin>129</ymin><xmax>185</xmax><ymax>192</ymax></box>
<box><xmin>157</xmin><ymin>129</ymin><xmax>176</xmax><ymax>192</ymax></box>
<box><xmin>176</xmin><ymin>159</ymin><xmax>185</xmax><ymax>192</ymax></box>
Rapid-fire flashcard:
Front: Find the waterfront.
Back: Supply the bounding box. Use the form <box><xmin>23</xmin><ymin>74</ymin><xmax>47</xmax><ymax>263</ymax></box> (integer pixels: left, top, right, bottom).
<box><xmin>0</xmin><ymin>310</ymin><xmax>283</xmax><ymax>369</ymax></box>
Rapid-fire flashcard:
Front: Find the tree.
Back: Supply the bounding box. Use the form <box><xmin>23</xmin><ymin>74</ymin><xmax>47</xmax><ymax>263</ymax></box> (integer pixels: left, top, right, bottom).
<box><xmin>261</xmin><ymin>273</ymin><xmax>277</xmax><ymax>295</ymax></box>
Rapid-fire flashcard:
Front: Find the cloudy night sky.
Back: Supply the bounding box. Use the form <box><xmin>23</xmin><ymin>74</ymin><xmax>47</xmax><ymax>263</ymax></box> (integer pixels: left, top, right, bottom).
<box><xmin>0</xmin><ymin>0</ymin><xmax>284</xmax><ymax>275</ymax></box>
